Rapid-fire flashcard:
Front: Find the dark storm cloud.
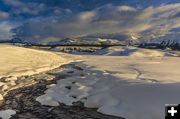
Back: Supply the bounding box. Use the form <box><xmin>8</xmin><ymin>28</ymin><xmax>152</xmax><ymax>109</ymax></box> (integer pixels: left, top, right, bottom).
<box><xmin>2</xmin><ymin>0</ymin><xmax>73</xmax><ymax>21</ymax></box>
<box><xmin>2</xmin><ymin>0</ymin><xmax>179</xmax><ymax>20</ymax></box>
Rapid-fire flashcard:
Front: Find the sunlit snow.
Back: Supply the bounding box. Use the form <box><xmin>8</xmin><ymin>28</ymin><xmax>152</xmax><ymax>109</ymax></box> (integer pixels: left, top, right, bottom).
<box><xmin>37</xmin><ymin>47</ymin><xmax>180</xmax><ymax>119</ymax></box>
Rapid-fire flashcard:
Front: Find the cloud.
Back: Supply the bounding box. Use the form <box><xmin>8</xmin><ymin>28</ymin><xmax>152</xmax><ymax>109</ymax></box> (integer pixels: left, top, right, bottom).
<box><xmin>2</xmin><ymin>0</ymin><xmax>48</xmax><ymax>18</ymax></box>
<box><xmin>139</xmin><ymin>4</ymin><xmax>180</xmax><ymax>40</ymax></box>
<box><xmin>0</xmin><ymin>11</ymin><xmax>9</xmax><ymax>20</ymax></box>
<box><xmin>117</xmin><ymin>6</ymin><xmax>137</xmax><ymax>12</ymax></box>
<box><xmin>78</xmin><ymin>11</ymin><xmax>96</xmax><ymax>21</ymax></box>
<box><xmin>0</xmin><ymin>22</ymin><xmax>15</xmax><ymax>40</ymax></box>
<box><xmin>3</xmin><ymin>0</ymin><xmax>23</xmax><ymax>7</ymax></box>
<box><xmin>11</xmin><ymin>3</ymin><xmax>180</xmax><ymax>44</ymax></box>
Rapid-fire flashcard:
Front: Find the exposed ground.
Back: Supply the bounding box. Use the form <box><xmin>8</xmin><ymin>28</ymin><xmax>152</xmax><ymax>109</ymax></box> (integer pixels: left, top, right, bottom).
<box><xmin>0</xmin><ymin>63</ymin><xmax>123</xmax><ymax>119</ymax></box>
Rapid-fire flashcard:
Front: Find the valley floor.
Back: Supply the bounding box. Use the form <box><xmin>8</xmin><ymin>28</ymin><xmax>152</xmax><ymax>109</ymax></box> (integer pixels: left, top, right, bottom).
<box><xmin>0</xmin><ymin>45</ymin><xmax>180</xmax><ymax>119</ymax></box>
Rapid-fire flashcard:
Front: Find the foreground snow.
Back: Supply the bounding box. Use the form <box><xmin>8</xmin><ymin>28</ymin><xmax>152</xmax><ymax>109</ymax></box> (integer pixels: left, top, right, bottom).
<box><xmin>37</xmin><ymin>53</ymin><xmax>180</xmax><ymax>119</ymax></box>
<box><xmin>0</xmin><ymin>45</ymin><xmax>67</xmax><ymax>77</ymax></box>
<box><xmin>0</xmin><ymin>110</ymin><xmax>16</xmax><ymax>119</ymax></box>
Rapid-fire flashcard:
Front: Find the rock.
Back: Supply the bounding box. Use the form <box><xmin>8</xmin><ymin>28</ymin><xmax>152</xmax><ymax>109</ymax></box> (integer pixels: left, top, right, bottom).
<box><xmin>80</xmin><ymin>74</ymin><xmax>85</xmax><ymax>77</ymax></box>
<box><xmin>74</xmin><ymin>66</ymin><xmax>84</xmax><ymax>71</ymax></box>
<box><xmin>24</xmin><ymin>75</ymin><xmax>29</xmax><ymax>78</ymax></box>
<box><xmin>67</xmin><ymin>71</ymin><xmax>74</xmax><ymax>74</ymax></box>
<box><xmin>72</xmin><ymin>101</ymin><xmax>84</xmax><ymax>107</ymax></box>
<box><xmin>0</xmin><ymin>94</ymin><xmax>3</xmax><ymax>100</ymax></box>
<box><xmin>65</xmin><ymin>86</ymin><xmax>71</xmax><ymax>90</ymax></box>
<box><xmin>0</xmin><ymin>77</ymin><xmax>6</xmax><ymax>82</ymax></box>
<box><xmin>72</xmin><ymin>81</ymin><xmax>76</xmax><ymax>84</ymax></box>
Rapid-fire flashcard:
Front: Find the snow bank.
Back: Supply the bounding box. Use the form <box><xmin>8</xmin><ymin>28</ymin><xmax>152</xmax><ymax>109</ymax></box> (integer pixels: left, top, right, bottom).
<box><xmin>94</xmin><ymin>46</ymin><xmax>171</xmax><ymax>57</ymax></box>
<box><xmin>0</xmin><ymin>110</ymin><xmax>16</xmax><ymax>119</ymax></box>
<box><xmin>37</xmin><ymin>56</ymin><xmax>180</xmax><ymax>119</ymax></box>
<box><xmin>0</xmin><ymin>45</ymin><xmax>67</xmax><ymax>77</ymax></box>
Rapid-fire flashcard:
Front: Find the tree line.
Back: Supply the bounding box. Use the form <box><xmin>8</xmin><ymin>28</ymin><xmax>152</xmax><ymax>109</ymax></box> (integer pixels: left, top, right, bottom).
<box><xmin>139</xmin><ymin>40</ymin><xmax>180</xmax><ymax>51</ymax></box>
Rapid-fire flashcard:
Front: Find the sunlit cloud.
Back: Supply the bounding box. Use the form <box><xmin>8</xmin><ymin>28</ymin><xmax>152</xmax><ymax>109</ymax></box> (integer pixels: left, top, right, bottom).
<box><xmin>12</xmin><ymin>3</ymin><xmax>179</xmax><ymax>44</ymax></box>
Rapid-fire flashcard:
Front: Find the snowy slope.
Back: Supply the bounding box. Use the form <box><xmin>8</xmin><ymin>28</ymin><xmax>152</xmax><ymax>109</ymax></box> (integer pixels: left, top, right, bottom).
<box><xmin>0</xmin><ymin>45</ymin><xmax>67</xmax><ymax>77</ymax></box>
<box><xmin>94</xmin><ymin>46</ymin><xmax>179</xmax><ymax>57</ymax></box>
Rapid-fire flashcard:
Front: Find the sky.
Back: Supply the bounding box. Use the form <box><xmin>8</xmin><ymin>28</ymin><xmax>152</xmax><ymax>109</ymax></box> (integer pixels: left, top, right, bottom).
<box><xmin>0</xmin><ymin>0</ymin><xmax>179</xmax><ymax>44</ymax></box>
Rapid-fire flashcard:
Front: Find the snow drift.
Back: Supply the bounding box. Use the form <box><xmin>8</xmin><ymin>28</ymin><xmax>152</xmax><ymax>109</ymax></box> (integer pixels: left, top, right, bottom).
<box><xmin>37</xmin><ymin>54</ymin><xmax>180</xmax><ymax>119</ymax></box>
<box><xmin>0</xmin><ymin>110</ymin><xmax>16</xmax><ymax>119</ymax></box>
